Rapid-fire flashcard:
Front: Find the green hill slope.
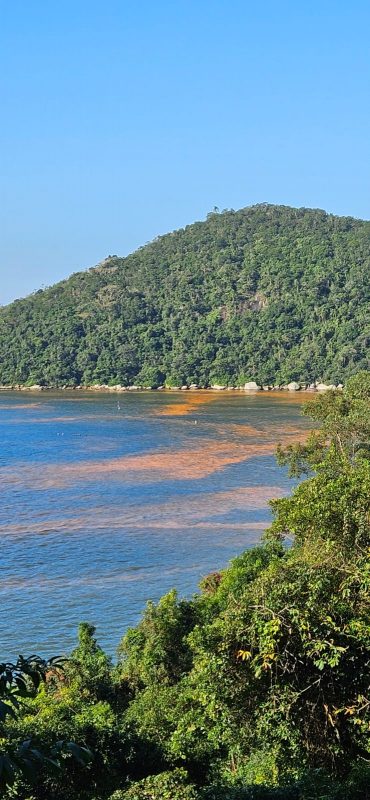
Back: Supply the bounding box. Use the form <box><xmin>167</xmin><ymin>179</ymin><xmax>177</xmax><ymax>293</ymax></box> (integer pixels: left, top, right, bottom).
<box><xmin>0</xmin><ymin>204</ymin><xmax>369</xmax><ymax>387</ymax></box>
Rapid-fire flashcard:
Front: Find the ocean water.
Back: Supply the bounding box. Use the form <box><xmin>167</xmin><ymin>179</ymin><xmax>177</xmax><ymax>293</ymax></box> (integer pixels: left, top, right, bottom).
<box><xmin>0</xmin><ymin>390</ymin><xmax>311</xmax><ymax>658</ymax></box>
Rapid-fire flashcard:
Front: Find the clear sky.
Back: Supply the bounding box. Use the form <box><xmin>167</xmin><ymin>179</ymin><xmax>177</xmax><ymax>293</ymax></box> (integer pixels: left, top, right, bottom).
<box><xmin>1</xmin><ymin>1</ymin><xmax>370</xmax><ymax>305</ymax></box>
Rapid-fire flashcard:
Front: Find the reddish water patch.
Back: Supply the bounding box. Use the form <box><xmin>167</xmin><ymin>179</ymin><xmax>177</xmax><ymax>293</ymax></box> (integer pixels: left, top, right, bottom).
<box><xmin>0</xmin><ymin>434</ymin><xmax>306</xmax><ymax>490</ymax></box>
<box><xmin>0</xmin><ymin>402</ymin><xmax>43</xmax><ymax>410</ymax></box>
<box><xmin>153</xmin><ymin>391</ymin><xmax>222</xmax><ymax>416</ymax></box>
<box><xmin>0</xmin><ymin>483</ymin><xmax>284</xmax><ymax>539</ymax></box>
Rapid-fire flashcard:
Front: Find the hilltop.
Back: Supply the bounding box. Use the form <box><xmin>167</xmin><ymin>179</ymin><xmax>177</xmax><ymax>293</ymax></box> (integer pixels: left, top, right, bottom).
<box><xmin>0</xmin><ymin>204</ymin><xmax>369</xmax><ymax>387</ymax></box>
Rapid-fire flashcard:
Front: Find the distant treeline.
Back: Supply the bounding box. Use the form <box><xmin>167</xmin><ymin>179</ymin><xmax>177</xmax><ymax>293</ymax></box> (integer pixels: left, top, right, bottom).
<box><xmin>0</xmin><ymin>204</ymin><xmax>369</xmax><ymax>387</ymax></box>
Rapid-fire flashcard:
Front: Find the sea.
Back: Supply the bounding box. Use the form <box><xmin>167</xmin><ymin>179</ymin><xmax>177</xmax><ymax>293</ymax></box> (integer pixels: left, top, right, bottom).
<box><xmin>0</xmin><ymin>390</ymin><xmax>311</xmax><ymax>659</ymax></box>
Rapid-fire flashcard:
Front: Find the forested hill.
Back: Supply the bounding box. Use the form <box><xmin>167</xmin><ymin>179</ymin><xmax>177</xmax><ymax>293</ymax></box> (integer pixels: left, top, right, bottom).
<box><xmin>1</xmin><ymin>204</ymin><xmax>369</xmax><ymax>387</ymax></box>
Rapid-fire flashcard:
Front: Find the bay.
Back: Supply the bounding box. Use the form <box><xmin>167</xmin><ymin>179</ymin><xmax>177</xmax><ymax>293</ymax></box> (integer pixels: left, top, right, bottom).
<box><xmin>0</xmin><ymin>390</ymin><xmax>311</xmax><ymax>658</ymax></box>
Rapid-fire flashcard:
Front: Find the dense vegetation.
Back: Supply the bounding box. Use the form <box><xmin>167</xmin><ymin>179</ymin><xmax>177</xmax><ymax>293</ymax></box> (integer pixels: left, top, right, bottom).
<box><xmin>2</xmin><ymin>374</ymin><xmax>369</xmax><ymax>799</ymax></box>
<box><xmin>0</xmin><ymin>205</ymin><xmax>369</xmax><ymax>387</ymax></box>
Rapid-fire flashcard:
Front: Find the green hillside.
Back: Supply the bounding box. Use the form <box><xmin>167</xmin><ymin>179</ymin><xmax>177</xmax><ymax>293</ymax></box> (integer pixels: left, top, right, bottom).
<box><xmin>1</xmin><ymin>204</ymin><xmax>369</xmax><ymax>386</ymax></box>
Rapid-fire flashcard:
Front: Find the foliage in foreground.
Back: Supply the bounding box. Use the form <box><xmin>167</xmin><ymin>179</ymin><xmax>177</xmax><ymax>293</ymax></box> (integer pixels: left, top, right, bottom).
<box><xmin>1</xmin><ymin>373</ymin><xmax>369</xmax><ymax>799</ymax></box>
<box><xmin>0</xmin><ymin>204</ymin><xmax>369</xmax><ymax>387</ymax></box>
<box><xmin>0</xmin><ymin>656</ymin><xmax>91</xmax><ymax>793</ymax></box>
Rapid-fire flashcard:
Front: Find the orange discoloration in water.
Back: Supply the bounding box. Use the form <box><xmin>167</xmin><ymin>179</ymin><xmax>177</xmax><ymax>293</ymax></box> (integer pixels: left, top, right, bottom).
<box><xmin>0</xmin><ymin>485</ymin><xmax>282</xmax><ymax>537</ymax></box>
<box><xmin>154</xmin><ymin>389</ymin><xmax>315</xmax><ymax>416</ymax></box>
<box><xmin>0</xmin><ymin>442</ymin><xmax>284</xmax><ymax>489</ymax></box>
<box><xmin>154</xmin><ymin>391</ymin><xmax>221</xmax><ymax>416</ymax></box>
<box><xmin>0</xmin><ymin>402</ymin><xmax>43</xmax><ymax>410</ymax></box>
<box><xmin>0</xmin><ymin>423</ymin><xmax>307</xmax><ymax>490</ymax></box>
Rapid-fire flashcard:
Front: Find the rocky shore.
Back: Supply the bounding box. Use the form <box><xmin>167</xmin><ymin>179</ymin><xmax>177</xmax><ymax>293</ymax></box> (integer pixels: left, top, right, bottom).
<box><xmin>0</xmin><ymin>381</ymin><xmax>343</xmax><ymax>393</ymax></box>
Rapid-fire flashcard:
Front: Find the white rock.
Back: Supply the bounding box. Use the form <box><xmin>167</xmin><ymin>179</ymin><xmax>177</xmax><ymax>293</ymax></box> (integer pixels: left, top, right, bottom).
<box><xmin>287</xmin><ymin>382</ymin><xmax>301</xmax><ymax>392</ymax></box>
<box><xmin>316</xmin><ymin>383</ymin><xmax>336</xmax><ymax>392</ymax></box>
<box><xmin>244</xmin><ymin>381</ymin><xmax>261</xmax><ymax>392</ymax></box>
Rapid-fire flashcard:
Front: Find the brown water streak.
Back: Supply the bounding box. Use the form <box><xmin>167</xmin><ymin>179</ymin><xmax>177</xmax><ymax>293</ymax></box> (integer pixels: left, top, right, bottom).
<box><xmin>0</xmin><ymin>426</ymin><xmax>307</xmax><ymax>490</ymax></box>
<box><xmin>0</xmin><ymin>485</ymin><xmax>283</xmax><ymax>536</ymax></box>
<box><xmin>153</xmin><ymin>391</ymin><xmax>221</xmax><ymax>416</ymax></box>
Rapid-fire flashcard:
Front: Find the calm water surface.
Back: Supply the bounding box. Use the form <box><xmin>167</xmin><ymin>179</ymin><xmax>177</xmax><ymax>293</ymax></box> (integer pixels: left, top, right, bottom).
<box><xmin>0</xmin><ymin>390</ymin><xmax>311</xmax><ymax>657</ymax></box>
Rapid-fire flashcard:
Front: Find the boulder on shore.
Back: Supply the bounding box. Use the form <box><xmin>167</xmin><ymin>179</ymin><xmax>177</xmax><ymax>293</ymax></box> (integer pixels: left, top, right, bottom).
<box><xmin>287</xmin><ymin>382</ymin><xmax>301</xmax><ymax>391</ymax></box>
<box><xmin>244</xmin><ymin>381</ymin><xmax>261</xmax><ymax>392</ymax></box>
<box><xmin>316</xmin><ymin>383</ymin><xmax>336</xmax><ymax>392</ymax></box>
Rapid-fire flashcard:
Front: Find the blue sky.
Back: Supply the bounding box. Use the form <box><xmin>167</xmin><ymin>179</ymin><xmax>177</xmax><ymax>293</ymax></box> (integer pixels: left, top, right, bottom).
<box><xmin>1</xmin><ymin>1</ymin><xmax>370</xmax><ymax>304</ymax></box>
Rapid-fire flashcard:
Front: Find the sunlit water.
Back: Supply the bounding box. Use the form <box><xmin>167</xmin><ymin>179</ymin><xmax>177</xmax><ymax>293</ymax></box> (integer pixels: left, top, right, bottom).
<box><xmin>0</xmin><ymin>390</ymin><xmax>311</xmax><ymax>658</ymax></box>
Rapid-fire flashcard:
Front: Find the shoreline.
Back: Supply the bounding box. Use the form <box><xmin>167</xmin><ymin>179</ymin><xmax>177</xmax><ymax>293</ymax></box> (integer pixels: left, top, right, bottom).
<box><xmin>0</xmin><ymin>382</ymin><xmax>342</xmax><ymax>394</ymax></box>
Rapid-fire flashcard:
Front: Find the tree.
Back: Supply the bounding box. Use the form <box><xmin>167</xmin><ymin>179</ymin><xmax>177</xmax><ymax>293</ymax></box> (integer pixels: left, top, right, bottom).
<box><xmin>0</xmin><ymin>655</ymin><xmax>91</xmax><ymax>793</ymax></box>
